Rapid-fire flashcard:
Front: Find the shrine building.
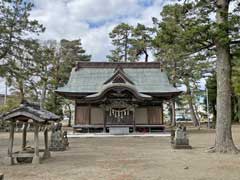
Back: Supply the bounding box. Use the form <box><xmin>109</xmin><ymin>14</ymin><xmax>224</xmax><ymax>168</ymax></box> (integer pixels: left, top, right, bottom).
<box><xmin>56</xmin><ymin>61</ymin><xmax>181</xmax><ymax>133</ymax></box>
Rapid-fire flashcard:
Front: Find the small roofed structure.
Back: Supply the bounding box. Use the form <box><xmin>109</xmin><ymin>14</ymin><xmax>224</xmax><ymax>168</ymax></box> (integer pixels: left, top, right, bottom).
<box><xmin>1</xmin><ymin>101</ymin><xmax>60</xmax><ymax>165</ymax></box>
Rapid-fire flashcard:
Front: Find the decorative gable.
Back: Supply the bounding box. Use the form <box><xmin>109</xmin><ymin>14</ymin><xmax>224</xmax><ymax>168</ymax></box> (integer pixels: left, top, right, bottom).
<box><xmin>104</xmin><ymin>67</ymin><xmax>134</xmax><ymax>85</ymax></box>
<box><xmin>112</xmin><ymin>74</ymin><xmax>126</xmax><ymax>83</ymax></box>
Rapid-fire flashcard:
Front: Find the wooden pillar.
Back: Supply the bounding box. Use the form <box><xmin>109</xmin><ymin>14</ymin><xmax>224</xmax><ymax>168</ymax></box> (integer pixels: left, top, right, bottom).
<box><xmin>74</xmin><ymin>101</ymin><xmax>77</xmax><ymax>133</ymax></box>
<box><xmin>103</xmin><ymin>110</ymin><xmax>107</xmax><ymax>133</ymax></box>
<box><xmin>171</xmin><ymin>100</ymin><xmax>176</xmax><ymax>126</ymax></box>
<box><xmin>160</xmin><ymin>103</ymin><xmax>164</xmax><ymax>125</ymax></box>
<box><xmin>88</xmin><ymin>104</ymin><xmax>91</xmax><ymax>125</ymax></box>
<box><xmin>43</xmin><ymin>126</ymin><xmax>51</xmax><ymax>159</ymax></box>
<box><xmin>32</xmin><ymin>122</ymin><xmax>40</xmax><ymax>164</ymax></box>
<box><xmin>88</xmin><ymin>105</ymin><xmax>91</xmax><ymax>133</ymax></box>
<box><xmin>133</xmin><ymin>108</ymin><xmax>136</xmax><ymax>133</ymax></box>
<box><xmin>8</xmin><ymin>121</ymin><xmax>15</xmax><ymax>165</ymax></box>
<box><xmin>22</xmin><ymin>122</ymin><xmax>28</xmax><ymax>150</ymax></box>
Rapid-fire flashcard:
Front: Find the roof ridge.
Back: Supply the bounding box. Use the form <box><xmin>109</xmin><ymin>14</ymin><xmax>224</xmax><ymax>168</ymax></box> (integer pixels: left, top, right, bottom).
<box><xmin>75</xmin><ymin>61</ymin><xmax>162</xmax><ymax>70</ymax></box>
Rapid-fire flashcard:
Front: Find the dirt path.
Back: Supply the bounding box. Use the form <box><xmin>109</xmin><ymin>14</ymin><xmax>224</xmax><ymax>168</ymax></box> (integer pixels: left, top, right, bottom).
<box><xmin>0</xmin><ymin>126</ymin><xmax>240</xmax><ymax>180</ymax></box>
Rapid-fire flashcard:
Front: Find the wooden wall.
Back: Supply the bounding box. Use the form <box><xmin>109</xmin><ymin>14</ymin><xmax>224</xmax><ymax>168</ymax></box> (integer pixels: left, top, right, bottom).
<box><xmin>75</xmin><ymin>106</ymin><xmax>90</xmax><ymax>125</ymax></box>
<box><xmin>135</xmin><ymin>108</ymin><xmax>148</xmax><ymax>124</ymax></box>
<box><xmin>91</xmin><ymin>108</ymin><xmax>104</xmax><ymax>124</ymax></box>
<box><xmin>75</xmin><ymin>105</ymin><xmax>163</xmax><ymax>125</ymax></box>
<box><xmin>147</xmin><ymin>106</ymin><xmax>163</xmax><ymax>124</ymax></box>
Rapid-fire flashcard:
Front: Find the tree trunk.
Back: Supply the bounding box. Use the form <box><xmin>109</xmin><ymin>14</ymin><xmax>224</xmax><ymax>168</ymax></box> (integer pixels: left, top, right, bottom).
<box><xmin>193</xmin><ymin>104</ymin><xmax>201</xmax><ymax>129</ymax></box>
<box><xmin>170</xmin><ymin>62</ymin><xmax>177</xmax><ymax>126</ymax></box>
<box><xmin>144</xmin><ymin>50</ymin><xmax>148</xmax><ymax>62</ymax></box>
<box><xmin>18</xmin><ymin>80</ymin><xmax>24</xmax><ymax>102</ymax></box>
<box><xmin>186</xmin><ymin>81</ymin><xmax>200</xmax><ymax>127</ymax></box>
<box><xmin>124</xmin><ymin>32</ymin><xmax>128</xmax><ymax>62</ymax></box>
<box><xmin>67</xmin><ymin>103</ymin><xmax>72</xmax><ymax>127</ymax></box>
<box><xmin>52</xmin><ymin>56</ymin><xmax>60</xmax><ymax>114</ymax></box>
<box><xmin>188</xmin><ymin>96</ymin><xmax>199</xmax><ymax>127</ymax></box>
<box><xmin>40</xmin><ymin>80</ymin><xmax>47</xmax><ymax>109</ymax></box>
<box><xmin>171</xmin><ymin>100</ymin><xmax>176</xmax><ymax>126</ymax></box>
<box><xmin>211</xmin><ymin>0</ymin><xmax>238</xmax><ymax>153</ymax></box>
<box><xmin>193</xmin><ymin>104</ymin><xmax>201</xmax><ymax>123</ymax></box>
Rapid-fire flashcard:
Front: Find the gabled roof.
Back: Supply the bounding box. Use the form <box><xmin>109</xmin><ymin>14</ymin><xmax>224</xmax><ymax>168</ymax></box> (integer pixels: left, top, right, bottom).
<box><xmin>56</xmin><ymin>62</ymin><xmax>181</xmax><ymax>97</ymax></box>
<box><xmin>2</xmin><ymin>101</ymin><xmax>60</xmax><ymax>122</ymax></box>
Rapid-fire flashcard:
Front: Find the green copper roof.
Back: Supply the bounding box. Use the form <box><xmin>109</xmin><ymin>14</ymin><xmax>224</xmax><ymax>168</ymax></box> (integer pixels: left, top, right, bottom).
<box><xmin>56</xmin><ymin>67</ymin><xmax>181</xmax><ymax>94</ymax></box>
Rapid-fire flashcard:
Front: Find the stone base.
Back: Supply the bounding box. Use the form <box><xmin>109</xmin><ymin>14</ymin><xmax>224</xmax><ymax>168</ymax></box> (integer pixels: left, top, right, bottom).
<box><xmin>42</xmin><ymin>151</ymin><xmax>51</xmax><ymax>159</ymax></box>
<box><xmin>109</xmin><ymin>127</ymin><xmax>129</xmax><ymax>135</ymax></box>
<box><xmin>16</xmin><ymin>157</ymin><xmax>33</xmax><ymax>164</ymax></box>
<box><xmin>32</xmin><ymin>156</ymin><xmax>40</xmax><ymax>164</ymax></box>
<box><xmin>4</xmin><ymin>157</ymin><xmax>15</xmax><ymax>165</ymax></box>
<box><xmin>175</xmin><ymin>138</ymin><xmax>189</xmax><ymax>145</ymax></box>
<box><xmin>172</xmin><ymin>144</ymin><xmax>192</xmax><ymax>149</ymax></box>
<box><xmin>49</xmin><ymin>145</ymin><xmax>66</xmax><ymax>151</ymax></box>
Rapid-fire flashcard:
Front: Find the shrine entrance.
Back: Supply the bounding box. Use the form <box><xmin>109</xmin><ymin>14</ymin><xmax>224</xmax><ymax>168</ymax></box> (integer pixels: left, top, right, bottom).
<box><xmin>106</xmin><ymin>111</ymin><xmax>133</xmax><ymax>125</ymax></box>
<box><xmin>105</xmin><ymin>100</ymin><xmax>135</xmax><ymax>125</ymax></box>
<box><xmin>96</xmin><ymin>86</ymin><xmax>143</xmax><ymax>132</ymax></box>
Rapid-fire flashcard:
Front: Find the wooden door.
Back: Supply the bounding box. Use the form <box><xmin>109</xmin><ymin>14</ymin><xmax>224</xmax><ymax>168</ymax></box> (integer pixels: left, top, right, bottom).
<box><xmin>75</xmin><ymin>106</ymin><xmax>90</xmax><ymax>125</ymax></box>
<box><xmin>147</xmin><ymin>107</ymin><xmax>163</xmax><ymax>124</ymax></box>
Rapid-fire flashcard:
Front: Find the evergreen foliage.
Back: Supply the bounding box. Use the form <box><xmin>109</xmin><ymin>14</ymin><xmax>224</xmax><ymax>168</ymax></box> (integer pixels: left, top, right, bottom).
<box><xmin>107</xmin><ymin>23</ymin><xmax>133</xmax><ymax>62</ymax></box>
<box><xmin>0</xmin><ymin>0</ymin><xmax>44</xmax><ymax>63</ymax></box>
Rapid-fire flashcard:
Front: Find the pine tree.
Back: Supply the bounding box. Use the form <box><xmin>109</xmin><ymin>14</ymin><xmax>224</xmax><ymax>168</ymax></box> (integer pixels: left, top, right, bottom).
<box><xmin>152</xmin><ymin>3</ymin><xmax>212</xmax><ymax>127</ymax></box>
<box><xmin>0</xmin><ymin>0</ymin><xmax>44</xmax><ymax>62</ymax></box>
<box><xmin>0</xmin><ymin>0</ymin><xmax>44</xmax><ymax>102</ymax></box>
<box><xmin>107</xmin><ymin>23</ymin><xmax>133</xmax><ymax>62</ymax></box>
<box><xmin>155</xmin><ymin>0</ymin><xmax>240</xmax><ymax>153</ymax></box>
<box><xmin>211</xmin><ymin>0</ymin><xmax>239</xmax><ymax>153</ymax></box>
<box><xmin>4</xmin><ymin>40</ymin><xmax>40</xmax><ymax>102</ymax></box>
<box><xmin>45</xmin><ymin>39</ymin><xmax>91</xmax><ymax>116</ymax></box>
<box><xmin>130</xmin><ymin>23</ymin><xmax>154</xmax><ymax>62</ymax></box>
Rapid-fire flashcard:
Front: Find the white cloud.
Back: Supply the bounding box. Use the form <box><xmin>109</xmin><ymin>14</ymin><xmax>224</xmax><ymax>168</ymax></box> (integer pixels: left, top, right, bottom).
<box><xmin>66</xmin><ymin>0</ymin><xmax>142</xmax><ymax>23</ymax></box>
<box><xmin>30</xmin><ymin>0</ymin><xmax>170</xmax><ymax>60</ymax></box>
<box><xmin>82</xmin><ymin>24</ymin><xmax>114</xmax><ymax>61</ymax></box>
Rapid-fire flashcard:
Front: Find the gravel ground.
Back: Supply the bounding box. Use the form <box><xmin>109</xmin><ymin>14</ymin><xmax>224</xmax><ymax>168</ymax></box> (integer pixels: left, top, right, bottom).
<box><xmin>1</xmin><ymin>125</ymin><xmax>240</xmax><ymax>180</ymax></box>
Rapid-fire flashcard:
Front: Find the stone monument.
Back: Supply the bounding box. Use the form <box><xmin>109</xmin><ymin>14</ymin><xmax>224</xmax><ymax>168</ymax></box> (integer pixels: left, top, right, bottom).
<box><xmin>49</xmin><ymin>123</ymin><xmax>67</xmax><ymax>151</ymax></box>
<box><xmin>172</xmin><ymin>124</ymin><xmax>192</xmax><ymax>149</ymax></box>
<box><xmin>62</xmin><ymin>131</ymin><xmax>69</xmax><ymax>148</ymax></box>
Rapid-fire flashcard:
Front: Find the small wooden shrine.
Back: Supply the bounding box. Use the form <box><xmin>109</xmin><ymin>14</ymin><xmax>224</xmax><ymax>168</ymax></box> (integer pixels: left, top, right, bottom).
<box><xmin>1</xmin><ymin>101</ymin><xmax>60</xmax><ymax>165</ymax></box>
<box><xmin>56</xmin><ymin>62</ymin><xmax>181</xmax><ymax>133</ymax></box>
